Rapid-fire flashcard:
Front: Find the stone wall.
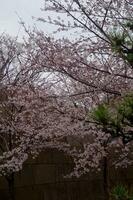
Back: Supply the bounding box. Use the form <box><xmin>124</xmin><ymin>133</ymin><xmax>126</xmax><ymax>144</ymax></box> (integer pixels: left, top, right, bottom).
<box><xmin>0</xmin><ymin>149</ymin><xmax>133</xmax><ymax>200</ymax></box>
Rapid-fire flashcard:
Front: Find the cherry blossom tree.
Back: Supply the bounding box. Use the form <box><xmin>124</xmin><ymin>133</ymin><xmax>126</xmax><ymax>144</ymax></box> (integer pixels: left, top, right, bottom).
<box><xmin>0</xmin><ymin>35</ymin><xmax>49</xmax><ymax>200</ymax></box>
<box><xmin>0</xmin><ymin>1</ymin><xmax>133</xmax><ymax>199</ymax></box>
<box><xmin>31</xmin><ymin>0</ymin><xmax>133</xmax><ymax>199</ymax></box>
<box><xmin>36</xmin><ymin>0</ymin><xmax>133</xmax><ymax>157</ymax></box>
<box><xmin>0</xmin><ymin>34</ymin><xmax>88</xmax><ymax>200</ymax></box>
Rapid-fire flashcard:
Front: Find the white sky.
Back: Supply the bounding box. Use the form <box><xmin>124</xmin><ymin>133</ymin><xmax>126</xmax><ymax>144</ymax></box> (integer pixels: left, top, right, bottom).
<box><xmin>0</xmin><ymin>0</ymin><xmax>77</xmax><ymax>41</ymax></box>
<box><xmin>0</xmin><ymin>0</ymin><xmax>49</xmax><ymax>38</ymax></box>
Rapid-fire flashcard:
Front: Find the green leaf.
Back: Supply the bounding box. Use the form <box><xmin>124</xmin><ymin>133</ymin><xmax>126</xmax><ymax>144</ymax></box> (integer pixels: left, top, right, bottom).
<box><xmin>111</xmin><ymin>185</ymin><xmax>129</xmax><ymax>200</ymax></box>
<box><xmin>92</xmin><ymin>104</ymin><xmax>110</xmax><ymax>125</ymax></box>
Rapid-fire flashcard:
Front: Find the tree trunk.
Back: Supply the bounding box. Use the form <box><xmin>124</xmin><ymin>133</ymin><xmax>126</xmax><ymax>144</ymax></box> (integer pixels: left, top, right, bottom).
<box><xmin>6</xmin><ymin>173</ymin><xmax>15</xmax><ymax>200</ymax></box>
<box><xmin>103</xmin><ymin>157</ymin><xmax>110</xmax><ymax>200</ymax></box>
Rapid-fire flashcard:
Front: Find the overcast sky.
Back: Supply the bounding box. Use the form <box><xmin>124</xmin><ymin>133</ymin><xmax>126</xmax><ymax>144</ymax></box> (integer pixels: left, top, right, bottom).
<box><xmin>0</xmin><ymin>0</ymin><xmax>77</xmax><ymax>41</ymax></box>
<box><xmin>0</xmin><ymin>0</ymin><xmax>48</xmax><ymax>38</ymax></box>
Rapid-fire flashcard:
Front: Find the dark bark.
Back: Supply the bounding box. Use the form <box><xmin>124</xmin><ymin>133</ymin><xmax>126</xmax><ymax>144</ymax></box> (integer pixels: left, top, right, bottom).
<box><xmin>103</xmin><ymin>157</ymin><xmax>110</xmax><ymax>200</ymax></box>
<box><xmin>6</xmin><ymin>173</ymin><xmax>15</xmax><ymax>200</ymax></box>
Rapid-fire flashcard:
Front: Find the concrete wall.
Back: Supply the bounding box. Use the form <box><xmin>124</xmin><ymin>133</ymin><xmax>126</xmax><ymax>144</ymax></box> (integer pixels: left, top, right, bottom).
<box><xmin>0</xmin><ymin>149</ymin><xmax>133</xmax><ymax>200</ymax></box>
